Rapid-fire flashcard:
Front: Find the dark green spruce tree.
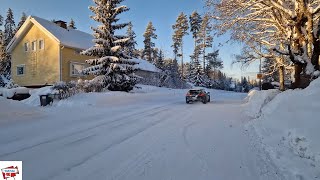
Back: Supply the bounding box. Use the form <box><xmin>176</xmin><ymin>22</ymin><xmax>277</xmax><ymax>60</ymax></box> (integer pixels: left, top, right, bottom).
<box><xmin>82</xmin><ymin>0</ymin><xmax>137</xmax><ymax>92</ymax></box>
<box><xmin>68</xmin><ymin>18</ymin><xmax>77</xmax><ymax>29</ymax></box>
<box><xmin>125</xmin><ymin>22</ymin><xmax>137</xmax><ymax>58</ymax></box>
<box><xmin>16</xmin><ymin>12</ymin><xmax>27</xmax><ymax>32</ymax></box>
<box><xmin>0</xmin><ymin>9</ymin><xmax>16</xmax><ymax>83</ymax></box>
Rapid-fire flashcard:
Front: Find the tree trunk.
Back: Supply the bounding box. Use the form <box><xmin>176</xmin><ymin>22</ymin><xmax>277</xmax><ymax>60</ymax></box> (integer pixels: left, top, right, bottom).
<box><xmin>203</xmin><ymin>30</ymin><xmax>206</xmax><ymax>74</ymax></box>
<box><xmin>311</xmin><ymin>19</ymin><xmax>320</xmax><ymax>71</ymax></box>
<box><xmin>203</xmin><ymin>47</ymin><xmax>206</xmax><ymax>74</ymax></box>
<box><xmin>293</xmin><ymin>64</ymin><xmax>303</xmax><ymax>88</ymax></box>
<box><xmin>279</xmin><ymin>65</ymin><xmax>285</xmax><ymax>91</ymax></box>
<box><xmin>311</xmin><ymin>43</ymin><xmax>320</xmax><ymax>71</ymax></box>
<box><xmin>181</xmin><ymin>43</ymin><xmax>184</xmax><ymax>79</ymax></box>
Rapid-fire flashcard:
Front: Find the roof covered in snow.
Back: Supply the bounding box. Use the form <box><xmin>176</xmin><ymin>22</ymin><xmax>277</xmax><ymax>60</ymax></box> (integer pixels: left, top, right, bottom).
<box><xmin>33</xmin><ymin>16</ymin><xmax>94</xmax><ymax>49</ymax></box>
<box><xmin>131</xmin><ymin>59</ymin><xmax>161</xmax><ymax>73</ymax></box>
<box><xmin>7</xmin><ymin>16</ymin><xmax>94</xmax><ymax>52</ymax></box>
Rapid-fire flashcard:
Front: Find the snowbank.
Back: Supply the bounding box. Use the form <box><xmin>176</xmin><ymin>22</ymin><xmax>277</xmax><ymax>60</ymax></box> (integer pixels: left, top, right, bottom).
<box><xmin>246</xmin><ymin>78</ymin><xmax>320</xmax><ymax>180</ymax></box>
<box><xmin>21</xmin><ymin>84</ymin><xmax>181</xmax><ymax>108</ymax></box>
<box><xmin>243</xmin><ymin>89</ymin><xmax>280</xmax><ymax>118</ymax></box>
<box><xmin>22</xmin><ymin>86</ymin><xmax>54</xmax><ymax>106</ymax></box>
<box><xmin>0</xmin><ymin>87</ymin><xmax>30</xmax><ymax>98</ymax></box>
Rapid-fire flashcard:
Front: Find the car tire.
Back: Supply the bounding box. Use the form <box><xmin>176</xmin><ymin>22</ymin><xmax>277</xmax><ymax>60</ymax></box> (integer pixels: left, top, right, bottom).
<box><xmin>202</xmin><ymin>98</ymin><xmax>207</xmax><ymax>104</ymax></box>
<box><xmin>208</xmin><ymin>96</ymin><xmax>210</xmax><ymax>102</ymax></box>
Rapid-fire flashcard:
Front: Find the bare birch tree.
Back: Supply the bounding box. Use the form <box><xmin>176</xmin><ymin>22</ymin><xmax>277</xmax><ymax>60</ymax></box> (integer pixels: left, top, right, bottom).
<box><xmin>206</xmin><ymin>0</ymin><xmax>320</xmax><ymax>89</ymax></box>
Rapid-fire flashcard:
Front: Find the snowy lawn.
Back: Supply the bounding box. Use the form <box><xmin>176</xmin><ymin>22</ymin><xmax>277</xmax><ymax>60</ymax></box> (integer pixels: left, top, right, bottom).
<box><xmin>0</xmin><ymin>85</ymin><xmax>284</xmax><ymax>180</ymax></box>
<box><xmin>245</xmin><ymin>78</ymin><xmax>320</xmax><ymax>180</ymax></box>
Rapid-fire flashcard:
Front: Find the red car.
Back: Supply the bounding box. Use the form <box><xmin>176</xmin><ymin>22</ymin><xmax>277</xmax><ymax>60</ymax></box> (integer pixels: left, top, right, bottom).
<box><xmin>186</xmin><ymin>89</ymin><xmax>210</xmax><ymax>104</ymax></box>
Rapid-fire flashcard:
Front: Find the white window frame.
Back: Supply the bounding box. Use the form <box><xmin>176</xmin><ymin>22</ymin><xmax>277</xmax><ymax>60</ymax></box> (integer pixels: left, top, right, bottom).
<box><xmin>16</xmin><ymin>64</ymin><xmax>26</xmax><ymax>76</ymax></box>
<box><xmin>70</xmin><ymin>62</ymin><xmax>86</xmax><ymax>77</ymax></box>
<box><xmin>31</xmin><ymin>40</ymin><xmax>37</xmax><ymax>51</ymax></box>
<box><xmin>38</xmin><ymin>39</ymin><xmax>45</xmax><ymax>50</ymax></box>
<box><xmin>24</xmin><ymin>42</ymin><xmax>29</xmax><ymax>52</ymax></box>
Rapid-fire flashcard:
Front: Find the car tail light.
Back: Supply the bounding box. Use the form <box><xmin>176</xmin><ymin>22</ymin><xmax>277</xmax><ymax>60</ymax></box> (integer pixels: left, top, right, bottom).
<box><xmin>198</xmin><ymin>93</ymin><xmax>205</xmax><ymax>96</ymax></box>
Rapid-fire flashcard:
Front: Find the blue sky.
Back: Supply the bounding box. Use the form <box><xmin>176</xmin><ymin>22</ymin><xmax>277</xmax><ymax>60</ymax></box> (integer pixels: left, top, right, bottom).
<box><xmin>0</xmin><ymin>0</ymin><xmax>259</xmax><ymax>79</ymax></box>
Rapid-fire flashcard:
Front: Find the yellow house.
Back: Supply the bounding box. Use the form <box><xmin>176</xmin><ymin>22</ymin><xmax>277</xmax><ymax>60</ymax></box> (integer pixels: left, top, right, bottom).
<box><xmin>6</xmin><ymin>16</ymin><xmax>94</xmax><ymax>87</ymax></box>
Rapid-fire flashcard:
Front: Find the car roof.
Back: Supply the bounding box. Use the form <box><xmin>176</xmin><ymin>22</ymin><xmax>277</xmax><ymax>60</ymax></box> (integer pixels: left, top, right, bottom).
<box><xmin>189</xmin><ymin>89</ymin><xmax>206</xmax><ymax>91</ymax></box>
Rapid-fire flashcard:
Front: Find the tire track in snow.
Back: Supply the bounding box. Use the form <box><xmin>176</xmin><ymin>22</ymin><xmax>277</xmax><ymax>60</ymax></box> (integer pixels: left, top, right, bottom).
<box><xmin>0</xmin><ymin>102</ymin><xmax>179</xmax><ymax>158</ymax></box>
<box><xmin>182</xmin><ymin>121</ymin><xmax>210</xmax><ymax>178</ymax></box>
<box><xmin>110</xmin><ymin>104</ymin><xmax>195</xmax><ymax>180</ymax></box>
<box><xmin>43</xmin><ymin>103</ymin><xmax>187</xmax><ymax>180</ymax></box>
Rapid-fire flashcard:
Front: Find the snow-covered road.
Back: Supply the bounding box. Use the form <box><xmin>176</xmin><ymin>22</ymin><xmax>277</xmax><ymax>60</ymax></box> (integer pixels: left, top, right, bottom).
<box><xmin>0</xmin><ymin>88</ymin><xmax>282</xmax><ymax>180</ymax></box>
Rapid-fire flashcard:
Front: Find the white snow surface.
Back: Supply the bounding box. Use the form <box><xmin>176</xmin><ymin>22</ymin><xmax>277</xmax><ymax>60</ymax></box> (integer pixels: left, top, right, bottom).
<box><xmin>246</xmin><ymin>78</ymin><xmax>320</xmax><ymax>180</ymax></box>
<box><xmin>243</xmin><ymin>89</ymin><xmax>280</xmax><ymax>118</ymax></box>
<box><xmin>0</xmin><ymin>87</ymin><xmax>30</xmax><ymax>98</ymax></box>
<box><xmin>22</xmin><ymin>86</ymin><xmax>55</xmax><ymax>106</ymax></box>
<box><xmin>0</xmin><ymin>85</ymin><xmax>284</xmax><ymax>180</ymax></box>
<box><xmin>32</xmin><ymin>16</ymin><xmax>94</xmax><ymax>50</ymax></box>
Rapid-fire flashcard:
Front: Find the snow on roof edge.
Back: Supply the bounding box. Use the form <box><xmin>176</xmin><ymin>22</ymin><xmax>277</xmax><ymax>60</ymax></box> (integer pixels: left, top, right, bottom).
<box><xmin>7</xmin><ymin>15</ymin><xmax>94</xmax><ymax>52</ymax></box>
<box><xmin>131</xmin><ymin>58</ymin><xmax>162</xmax><ymax>73</ymax></box>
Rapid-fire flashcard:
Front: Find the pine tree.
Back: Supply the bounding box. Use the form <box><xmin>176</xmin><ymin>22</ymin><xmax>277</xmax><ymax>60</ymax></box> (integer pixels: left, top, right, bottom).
<box><xmin>155</xmin><ymin>49</ymin><xmax>164</xmax><ymax>70</ymax></box>
<box><xmin>125</xmin><ymin>22</ymin><xmax>137</xmax><ymax>58</ymax></box>
<box><xmin>206</xmin><ymin>50</ymin><xmax>223</xmax><ymax>80</ymax></box>
<box><xmin>0</xmin><ymin>9</ymin><xmax>16</xmax><ymax>83</ymax></box>
<box><xmin>172</xmin><ymin>12</ymin><xmax>189</xmax><ymax>78</ymax></box>
<box><xmin>189</xmin><ymin>11</ymin><xmax>202</xmax><ymax>51</ymax></box>
<box><xmin>143</xmin><ymin>22</ymin><xmax>157</xmax><ymax>62</ymax></box>
<box><xmin>198</xmin><ymin>14</ymin><xmax>213</xmax><ymax>72</ymax></box>
<box><xmin>189</xmin><ymin>55</ymin><xmax>206</xmax><ymax>87</ymax></box>
<box><xmin>16</xmin><ymin>12</ymin><xmax>27</xmax><ymax>32</ymax></box>
<box><xmin>171</xmin><ymin>35</ymin><xmax>180</xmax><ymax>61</ymax></box>
<box><xmin>0</xmin><ymin>15</ymin><xmax>6</xmax><ymax>87</ymax></box>
<box><xmin>152</xmin><ymin>48</ymin><xmax>159</xmax><ymax>64</ymax></box>
<box><xmin>68</xmin><ymin>18</ymin><xmax>77</xmax><ymax>29</ymax></box>
<box><xmin>82</xmin><ymin>0</ymin><xmax>137</xmax><ymax>92</ymax></box>
<box><xmin>4</xmin><ymin>8</ymin><xmax>16</xmax><ymax>46</ymax></box>
<box><xmin>241</xmin><ymin>77</ymin><xmax>250</xmax><ymax>92</ymax></box>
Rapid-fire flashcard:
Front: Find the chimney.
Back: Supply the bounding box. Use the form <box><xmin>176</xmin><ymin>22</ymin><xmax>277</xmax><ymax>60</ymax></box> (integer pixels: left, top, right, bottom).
<box><xmin>54</xmin><ymin>20</ymin><xmax>67</xmax><ymax>29</ymax></box>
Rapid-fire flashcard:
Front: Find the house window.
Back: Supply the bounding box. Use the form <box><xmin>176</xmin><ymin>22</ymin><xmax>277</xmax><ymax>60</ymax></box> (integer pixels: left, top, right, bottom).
<box><xmin>70</xmin><ymin>62</ymin><xmax>85</xmax><ymax>76</ymax></box>
<box><xmin>24</xmin><ymin>42</ymin><xmax>29</xmax><ymax>52</ymax></box>
<box><xmin>17</xmin><ymin>65</ymin><xmax>25</xmax><ymax>76</ymax></box>
<box><xmin>31</xmin><ymin>41</ymin><xmax>37</xmax><ymax>51</ymax></box>
<box><xmin>39</xmin><ymin>39</ymin><xmax>45</xmax><ymax>50</ymax></box>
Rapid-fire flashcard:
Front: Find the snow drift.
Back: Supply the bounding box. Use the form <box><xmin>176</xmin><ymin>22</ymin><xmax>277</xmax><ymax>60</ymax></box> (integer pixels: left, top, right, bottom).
<box><xmin>0</xmin><ymin>87</ymin><xmax>30</xmax><ymax>98</ymax></box>
<box><xmin>246</xmin><ymin>78</ymin><xmax>320</xmax><ymax>180</ymax></box>
<box><xmin>243</xmin><ymin>89</ymin><xmax>280</xmax><ymax>118</ymax></box>
<box><xmin>22</xmin><ymin>86</ymin><xmax>54</xmax><ymax>106</ymax></box>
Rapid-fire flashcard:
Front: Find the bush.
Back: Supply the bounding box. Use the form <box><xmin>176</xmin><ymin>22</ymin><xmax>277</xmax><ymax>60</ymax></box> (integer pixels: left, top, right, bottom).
<box><xmin>52</xmin><ymin>77</ymin><xmax>108</xmax><ymax>99</ymax></box>
<box><xmin>77</xmin><ymin>76</ymin><xmax>107</xmax><ymax>93</ymax></box>
<box><xmin>52</xmin><ymin>81</ymin><xmax>78</xmax><ymax>99</ymax></box>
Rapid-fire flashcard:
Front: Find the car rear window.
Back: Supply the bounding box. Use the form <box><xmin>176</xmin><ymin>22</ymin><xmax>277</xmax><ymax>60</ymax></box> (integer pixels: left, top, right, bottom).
<box><xmin>189</xmin><ymin>90</ymin><xmax>200</xmax><ymax>95</ymax></box>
